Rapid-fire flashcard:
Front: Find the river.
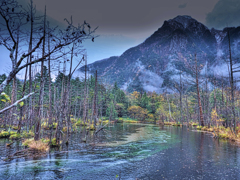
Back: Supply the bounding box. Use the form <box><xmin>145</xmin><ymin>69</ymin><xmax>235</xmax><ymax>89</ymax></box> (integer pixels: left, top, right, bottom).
<box><xmin>0</xmin><ymin>123</ymin><xmax>240</xmax><ymax>179</ymax></box>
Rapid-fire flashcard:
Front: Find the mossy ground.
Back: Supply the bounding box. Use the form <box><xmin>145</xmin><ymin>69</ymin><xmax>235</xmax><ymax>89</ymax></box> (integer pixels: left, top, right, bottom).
<box><xmin>0</xmin><ymin>130</ymin><xmax>34</xmax><ymax>139</ymax></box>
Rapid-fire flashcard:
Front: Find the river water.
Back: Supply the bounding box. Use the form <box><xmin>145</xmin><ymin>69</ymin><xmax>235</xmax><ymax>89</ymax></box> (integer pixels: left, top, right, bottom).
<box><xmin>0</xmin><ymin>123</ymin><xmax>240</xmax><ymax>179</ymax></box>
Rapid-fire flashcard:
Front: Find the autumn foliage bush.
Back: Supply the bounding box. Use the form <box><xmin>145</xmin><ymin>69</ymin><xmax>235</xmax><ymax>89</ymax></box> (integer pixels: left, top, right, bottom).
<box><xmin>127</xmin><ymin>105</ymin><xmax>148</xmax><ymax>121</ymax></box>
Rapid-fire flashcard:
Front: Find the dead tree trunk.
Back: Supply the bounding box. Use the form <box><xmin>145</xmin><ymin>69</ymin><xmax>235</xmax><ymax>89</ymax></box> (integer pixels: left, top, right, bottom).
<box><xmin>195</xmin><ymin>54</ymin><xmax>204</xmax><ymax>126</ymax></box>
<box><xmin>83</xmin><ymin>56</ymin><xmax>87</xmax><ymax>124</ymax></box>
<box><xmin>228</xmin><ymin>31</ymin><xmax>236</xmax><ymax>132</ymax></box>
<box><xmin>35</xmin><ymin>6</ymin><xmax>46</xmax><ymax>141</ymax></box>
<box><xmin>93</xmin><ymin>70</ymin><xmax>98</xmax><ymax>127</ymax></box>
<box><xmin>66</xmin><ymin>44</ymin><xmax>74</xmax><ymax>136</ymax></box>
<box><xmin>47</xmin><ymin>21</ymin><xmax>53</xmax><ymax>141</ymax></box>
<box><xmin>28</xmin><ymin>0</ymin><xmax>34</xmax><ymax>132</ymax></box>
<box><xmin>55</xmin><ymin>61</ymin><xmax>66</xmax><ymax>145</ymax></box>
<box><xmin>185</xmin><ymin>95</ymin><xmax>190</xmax><ymax>127</ymax></box>
<box><xmin>11</xmin><ymin>28</ymin><xmax>19</xmax><ymax>128</ymax></box>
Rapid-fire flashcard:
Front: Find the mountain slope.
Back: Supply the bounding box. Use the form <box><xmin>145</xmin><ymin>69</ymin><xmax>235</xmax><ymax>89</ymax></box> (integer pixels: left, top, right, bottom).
<box><xmin>79</xmin><ymin>15</ymin><xmax>240</xmax><ymax>92</ymax></box>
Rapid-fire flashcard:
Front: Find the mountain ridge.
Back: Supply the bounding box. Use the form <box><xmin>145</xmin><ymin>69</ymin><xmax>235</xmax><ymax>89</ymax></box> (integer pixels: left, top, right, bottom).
<box><xmin>79</xmin><ymin>15</ymin><xmax>240</xmax><ymax>92</ymax></box>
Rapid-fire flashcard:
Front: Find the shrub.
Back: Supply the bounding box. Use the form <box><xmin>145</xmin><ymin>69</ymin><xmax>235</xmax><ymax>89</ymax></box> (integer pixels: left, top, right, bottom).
<box><xmin>102</xmin><ymin>120</ymin><xmax>109</xmax><ymax>124</ymax></box>
<box><xmin>75</xmin><ymin>120</ymin><xmax>82</xmax><ymax>126</ymax></box>
<box><xmin>22</xmin><ymin>138</ymin><xmax>34</xmax><ymax>146</ymax></box>
<box><xmin>192</xmin><ymin>123</ymin><xmax>198</xmax><ymax>126</ymax></box>
<box><xmin>219</xmin><ymin>133</ymin><xmax>229</xmax><ymax>139</ymax></box>
<box><xmin>42</xmin><ymin>122</ymin><xmax>49</xmax><ymax>129</ymax></box>
<box><xmin>75</xmin><ymin>120</ymin><xmax>87</xmax><ymax>126</ymax></box>
<box><xmin>51</xmin><ymin>138</ymin><xmax>57</xmax><ymax>146</ymax></box>
<box><xmin>12</xmin><ymin>126</ymin><xmax>18</xmax><ymax>130</ymax></box>
<box><xmin>147</xmin><ymin>114</ymin><xmax>154</xmax><ymax>121</ymax></box>
<box><xmin>10</xmin><ymin>131</ymin><xmax>16</xmax><ymax>135</ymax></box>
<box><xmin>87</xmin><ymin>124</ymin><xmax>96</xmax><ymax>131</ymax></box>
<box><xmin>0</xmin><ymin>131</ymin><xmax>10</xmax><ymax>138</ymax></box>
<box><xmin>10</xmin><ymin>133</ymin><xmax>21</xmax><ymax>140</ymax></box>
<box><xmin>164</xmin><ymin>122</ymin><xmax>173</xmax><ymax>125</ymax></box>
<box><xmin>49</xmin><ymin>123</ymin><xmax>57</xmax><ymax>129</ymax></box>
<box><xmin>172</xmin><ymin>122</ymin><xmax>181</xmax><ymax>126</ymax></box>
<box><xmin>21</xmin><ymin>130</ymin><xmax>34</xmax><ymax>138</ymax></box>
<box><xmin>201</xmin><ymin>126</ymin><xmax>208</xmax><ymax>131</ymax></box>
<box><xmin>28</xmin><ymin>140</ymin><xmax>49</xmax><ymax>152</ymax></box>
<box><xmin>62</xmin><ymin>127</ymin><xmax>67</xmax><ymax>132</ymax></box>
<box><xmin>62</xmin><ymin>127</ymin><xmax>71</xmax><ymax>132</ymax></box>
<box><xmin>71</xmin><ymin>118</ymin><xmax>77</xmax><ymax>123</ymax></box>
<box><xmin>41</xmin><ymin>138</ymin><xmax>50</xmax><ymax>143</ymax></box>
<box><xmin>21</xmin><ymin>138</ymin><xmax>50</xmax><ymax>152</ymax></box>
<box><xmin>196</xmin><ymin>126</ymin><xmax>202</xmax><ymax>130</ymax></box>
<box><xmin>0</xmin><ymin>125</ymin><xmax>10</xmax><ymax>128</ymax></box>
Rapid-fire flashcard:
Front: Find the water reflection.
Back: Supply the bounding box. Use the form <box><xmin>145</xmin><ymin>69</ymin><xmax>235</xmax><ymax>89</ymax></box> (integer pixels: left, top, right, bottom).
<box><xmin>0</xmin><ymin>124</ymin><xmax>240</xmax><ymax>179</ymax></box>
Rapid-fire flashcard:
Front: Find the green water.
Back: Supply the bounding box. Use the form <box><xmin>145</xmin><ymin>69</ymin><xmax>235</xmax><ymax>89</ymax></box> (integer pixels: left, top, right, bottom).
<box><xmin>0</xmin><ymin>123</ymin><xmax>180</xmax><ymax>179</ymax></box>
<box><xmin>1</xmin><ymin>123</ymin><xmax>240</xmax><ymax>179</ymax></box>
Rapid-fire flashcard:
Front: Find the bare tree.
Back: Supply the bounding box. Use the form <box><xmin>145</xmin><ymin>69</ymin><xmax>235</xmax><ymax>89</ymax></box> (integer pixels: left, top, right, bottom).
<box><xmin>0</xmin><ymin>0</ymin><xmax>96</xmax><ymax>116</ymax></box>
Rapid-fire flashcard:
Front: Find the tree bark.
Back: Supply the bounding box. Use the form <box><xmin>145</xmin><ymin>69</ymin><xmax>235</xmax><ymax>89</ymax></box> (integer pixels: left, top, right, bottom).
<box><xmin>35</xmin><ymin>6</ymin><xmax>46</xmax><ymax>141</ymax></box>
<box><xmin>195</xmin><ymin>54</ymin><xmax>204</xmax><ymax>126</ymax></box>
<box><xmin>93</xmin><ymin>70</ymin><xmax>98</xmax><ymax>127</ymax></box>
<box><xmin>228</xmin><ymin>31</ymin><xmax>236</xmax><ymax>132</ymax></box>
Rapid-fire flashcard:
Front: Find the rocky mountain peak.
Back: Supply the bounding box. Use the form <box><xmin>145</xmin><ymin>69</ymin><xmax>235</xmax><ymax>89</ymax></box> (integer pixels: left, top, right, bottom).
<box><xmin>167</xmin><ymin>15</ymin><xmax>208</xmax><ymax>32</ymax></box>
<box><xmin>169</xmin><ymin>15</ymin><xmax>194</xmax><ymax>28</ymax></box>
<box><xmin>78</xmin><ymin>16</ymin><xmax>240</xmax><ymax>93</ymax></box>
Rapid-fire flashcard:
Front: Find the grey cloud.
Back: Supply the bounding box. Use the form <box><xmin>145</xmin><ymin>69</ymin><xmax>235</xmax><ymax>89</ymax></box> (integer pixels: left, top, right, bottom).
<box><xmin>206</xmin><ymin>0</ymin><xmax>240</xmax><ymax>29</ymax></box>
<box><xmin>178</xmin><ymin>3</ymin><xmax>187</xmax><ymax>9</ymax></box>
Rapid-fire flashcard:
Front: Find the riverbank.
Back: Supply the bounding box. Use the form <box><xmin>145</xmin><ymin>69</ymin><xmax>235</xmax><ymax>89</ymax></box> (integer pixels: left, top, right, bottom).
<box><xmin>162</xmin><ymin>121</ymin><xmax>240</xmax><ymax>143</ymax></box>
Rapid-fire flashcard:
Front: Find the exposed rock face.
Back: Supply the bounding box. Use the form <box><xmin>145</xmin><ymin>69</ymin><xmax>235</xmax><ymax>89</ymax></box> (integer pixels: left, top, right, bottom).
<box><xmin>79</xmin><ymin>15</ymin><xmax>240</xmax><ymax>92</ymax></box>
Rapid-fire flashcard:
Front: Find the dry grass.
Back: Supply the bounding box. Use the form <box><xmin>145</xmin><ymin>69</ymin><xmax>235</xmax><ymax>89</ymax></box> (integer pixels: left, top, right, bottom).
<box><xmin>28</xmin><ymin>140</ymin><xmax>49</xmax><ymax>152</ymax></box>
<box><xmin>197</xmin><ymin>125</ymin><xmax>240</xmax><ymax>142</ymax></box>
<box><xmin>22</xmin><ymin>138</ymin><xmax>49</xmax><ymax>152</ymax></box>
<box><xmin>213</xmin><ymin>127</ymin><xmax>239</xmax><ymax>142</ymax></box>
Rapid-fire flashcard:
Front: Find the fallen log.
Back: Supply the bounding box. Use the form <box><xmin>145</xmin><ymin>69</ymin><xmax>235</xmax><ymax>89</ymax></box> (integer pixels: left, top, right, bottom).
<box><xmin>95</xmin><ymin>123</ymin><xmax>108</xmax><ymax>135</ymax></box>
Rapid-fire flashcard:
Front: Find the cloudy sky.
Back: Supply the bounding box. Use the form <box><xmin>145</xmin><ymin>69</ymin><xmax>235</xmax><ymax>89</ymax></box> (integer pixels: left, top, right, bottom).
<box><xmin>1</xmin><ymin>0</ymin><xmax>240</xmax><ymax>76</ymax></box>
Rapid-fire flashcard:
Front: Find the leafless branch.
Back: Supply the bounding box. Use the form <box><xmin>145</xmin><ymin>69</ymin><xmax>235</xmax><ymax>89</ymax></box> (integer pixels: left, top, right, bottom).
<box><xmin>0</xmin><ymin>92</ymin><xmax>34</xmax><ymax>114</ymax></box>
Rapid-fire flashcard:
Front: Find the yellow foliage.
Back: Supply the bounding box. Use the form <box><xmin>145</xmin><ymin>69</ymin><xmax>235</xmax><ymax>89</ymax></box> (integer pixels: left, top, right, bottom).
<box><xmin>62</xmin><ymin>127</ymin><xmax>70</xmax><ymax>132</ymax></box>
<box><xmin>87</xmin><ymin>124</ymin><xmax>96</xmax><ymax>130</ymax></box>
<box><xmin>197</xmin><ymin>126</ymin><xmax>202</xmax><ymax>130</ymax></box>
<box><xmin>164</xmin><ymin>122</ymin><xmax>174</xmax><ymax>125</ymax></box>
<box><xmin>148</xmin><ymin>114</ymin><xmax>154</xmax><ymax>120</ymax></box>
<box><xmin>211</xmin><ymin>109</ymin><xmax>224</xmax><ymax>127</ymax></box>
<box><xmin>131</xmin><ymin>91</ymin><xmax>140</xmax><ymax>99</ymax></box>
<box><xmin>128</xmin><ymin>106</ymin><xmax>148</xmax><ymax>121</ymax></box>
<box><xmin>102</xmin><ymin>120</ymin><xmax>109</xmax><ymax>124</ymax></box>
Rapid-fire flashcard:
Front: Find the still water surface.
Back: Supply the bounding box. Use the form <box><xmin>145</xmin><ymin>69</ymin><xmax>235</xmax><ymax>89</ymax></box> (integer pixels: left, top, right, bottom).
<box><xmin>0</xmin><ymin>123</ymin><xmax>240</xmax><ymax>179</ymax></box>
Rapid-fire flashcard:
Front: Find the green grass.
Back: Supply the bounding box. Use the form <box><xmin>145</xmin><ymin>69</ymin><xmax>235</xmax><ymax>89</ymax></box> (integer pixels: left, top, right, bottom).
<box><xmin>120</xmin><ymin>117</ymin><xmax>139</xmax><ymax>123</ymax></box>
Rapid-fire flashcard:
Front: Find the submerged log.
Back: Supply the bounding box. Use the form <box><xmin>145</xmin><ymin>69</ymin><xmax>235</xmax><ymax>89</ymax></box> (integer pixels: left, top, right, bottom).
<box><xmin>95</xmin><ymin>123</ymin><xmax>108</xmax><ymax>135</ymax></box>
<box><xmin>3</xmin><ymin>148</ymin><xmax>48</xmax><ymax>161</ymax></box>
<box><xmin>6</xmin><ymin>142</ymin><xmax>14</xmax><ymax>147</ymax></box>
